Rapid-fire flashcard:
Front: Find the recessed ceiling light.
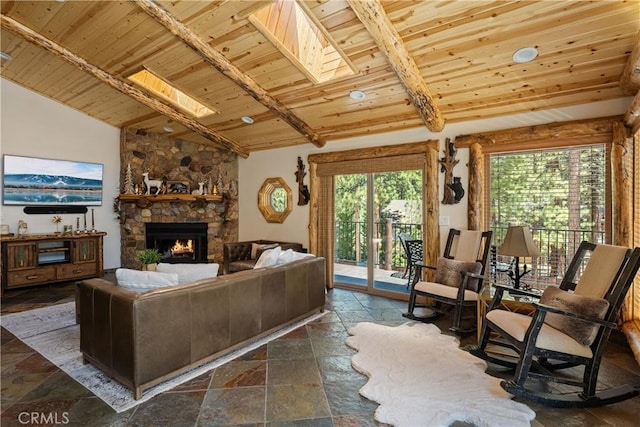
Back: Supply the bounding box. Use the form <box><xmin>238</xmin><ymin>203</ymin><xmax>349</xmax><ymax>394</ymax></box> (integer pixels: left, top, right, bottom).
<box><xmin>512</xmin><ymin>47</ymin><xmax>538</xmax><ymax>63</ymax></box>
<box><xmin>349</xmin><ymin>90</ymin><xmax>366</xmax><ymax>100</ymax></box>
<box><xmin>241</xmin><ymin>116</ymin><xmax>254</xmax><ymax>124</ymax></box>
<box><xmin>162</xmin><ymin>126</ymin><xmax>174</xmax><ymax>133</ymax></box>
<box><xmin>0</xmin><ymin>52</ymin><xmax>13</xmax><ymax>61</ymax></box>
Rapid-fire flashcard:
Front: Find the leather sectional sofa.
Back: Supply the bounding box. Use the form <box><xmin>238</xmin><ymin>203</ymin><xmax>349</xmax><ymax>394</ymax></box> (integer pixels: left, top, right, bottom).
<box><xmin>77</xmin><ymin>256</ymin><xmax>326</xmax><ymax>399</ymax></box>
<box><xmin>223</xmin><ymin>240</ymin><xmax>304</xmax><ymax>274</ymax></box>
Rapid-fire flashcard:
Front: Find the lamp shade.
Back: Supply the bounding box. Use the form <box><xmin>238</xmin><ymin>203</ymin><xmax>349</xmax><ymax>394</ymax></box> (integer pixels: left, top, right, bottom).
<box><xmin>499</xmin><ymin>226</ymin><xmax>541</xmax><ymax>258</ymax></box>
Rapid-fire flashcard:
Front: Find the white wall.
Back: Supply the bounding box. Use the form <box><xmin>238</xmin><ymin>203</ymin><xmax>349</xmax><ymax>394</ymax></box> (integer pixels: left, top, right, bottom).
<box><xmin>0</xmin><ymin>79</ymin><xmax>121</xmax><ymax>269</ymax></box>
<box><xmin>238</xmin><ymin>97</ymin><xmax>633</xmax><ymax>250</ymax></box>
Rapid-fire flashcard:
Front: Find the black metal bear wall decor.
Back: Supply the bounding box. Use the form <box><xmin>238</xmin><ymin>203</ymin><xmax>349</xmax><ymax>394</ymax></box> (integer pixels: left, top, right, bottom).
<box><xmin>447</xmin><ymin>177</ymin><xmax>465</xmax><ymax>203</ymax></box>
<box><xmin>439</xmin><ymin>138</ymin><xmax>464</xmax><ymax>204</ymax></box>
<box><xmin>295</xmin><ymin>156</ymin><xmax>310</xmax><ymax>206</ymax></box>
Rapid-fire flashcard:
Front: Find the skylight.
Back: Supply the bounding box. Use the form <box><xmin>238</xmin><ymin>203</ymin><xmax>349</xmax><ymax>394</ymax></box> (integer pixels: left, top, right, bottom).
<box><xmin>250</xmin><ymin>0</ymin><xmax>357</xmax><ymax>83</ymax></box>
<box><xmin>127</xmin><ymin>69</ymin><xmax>216</xmax><ymax>118</ymax></box>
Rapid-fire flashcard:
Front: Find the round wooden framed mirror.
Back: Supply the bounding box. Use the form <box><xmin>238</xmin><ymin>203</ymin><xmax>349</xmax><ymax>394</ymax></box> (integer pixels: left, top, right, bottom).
<box><xmin>258</xmin><ymin>177</ymin><xmax>292</xmax><ymax>223</ymax></box>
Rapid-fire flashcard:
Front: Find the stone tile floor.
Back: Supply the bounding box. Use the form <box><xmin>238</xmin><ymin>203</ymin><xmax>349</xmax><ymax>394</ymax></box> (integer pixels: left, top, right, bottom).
<box><xmin>1</xmin><ymin>280</ymin><xmax>640</xmax><ymax>426</ymax></box>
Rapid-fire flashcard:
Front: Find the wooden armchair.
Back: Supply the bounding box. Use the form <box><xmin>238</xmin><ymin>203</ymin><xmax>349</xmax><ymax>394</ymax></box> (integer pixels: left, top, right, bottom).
<box><xmin>469</xmin><ymin>241</ymin><xmax>640</xmax><ymax>407</ymax></box>
<box><xmin>403</xmin><ymin>229</ymin><xmax>493</xmax><ymax>334</ymax></box>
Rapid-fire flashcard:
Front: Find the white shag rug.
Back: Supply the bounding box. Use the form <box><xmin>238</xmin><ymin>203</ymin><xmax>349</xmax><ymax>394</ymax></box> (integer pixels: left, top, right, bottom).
<box><xmin>1</xmin><ymin>302</ymin><xmax>326</xmax><ymax>413</ymax></box>
<box><xmin>346</xmin><ymin>322</ymin><xmax>536</xmax><ymax>427</ymax></box>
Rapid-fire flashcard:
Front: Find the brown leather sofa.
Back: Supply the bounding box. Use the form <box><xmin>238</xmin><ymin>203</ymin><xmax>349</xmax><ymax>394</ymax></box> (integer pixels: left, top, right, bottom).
<box><xmin>223</xmin><ymin>240</ymin><xmax>304</xmax><ymax>274</ymax></box>
<box><xmin>77</xmin><ymin>256</ymin><xmax>325</xmax><ymax>399</ymax></box>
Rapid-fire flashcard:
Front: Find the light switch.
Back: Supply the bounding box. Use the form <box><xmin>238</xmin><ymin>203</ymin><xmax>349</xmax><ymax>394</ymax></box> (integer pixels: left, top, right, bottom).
<box><xmin>439</xmin><ymin>216</ymin><xmax>450</xmax><ymax>226</ymax></box>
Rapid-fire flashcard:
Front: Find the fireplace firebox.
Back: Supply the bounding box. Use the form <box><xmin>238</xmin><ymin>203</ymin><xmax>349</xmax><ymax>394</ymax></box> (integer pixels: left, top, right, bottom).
<box><xmin>145</xmin><ymin>223</ymin><xmax>208</xmax><ymax>263</ymax></box>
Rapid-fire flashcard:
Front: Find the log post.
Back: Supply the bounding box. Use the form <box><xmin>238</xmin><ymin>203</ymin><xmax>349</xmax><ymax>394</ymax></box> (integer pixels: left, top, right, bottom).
<box><xmin>468</xmin><ymin>143</ymin><xmax>485</xmax><ymax>231</ymax></box>
<box><xmin>424</xmin><ymin>141</ymin><xmax>440</xmax><ymax>280</ymax></box>
<box><xmin>611</xmin><ymin>121</ymin><xmax>632</xmax><ymax>247</ymax></box>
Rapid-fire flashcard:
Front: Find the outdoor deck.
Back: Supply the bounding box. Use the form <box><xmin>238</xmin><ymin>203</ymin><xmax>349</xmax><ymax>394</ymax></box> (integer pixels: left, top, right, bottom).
<box><xmin>333</xmin><ymin>263</ymin><xmax>410</xmax><ymax>293</ymax></box>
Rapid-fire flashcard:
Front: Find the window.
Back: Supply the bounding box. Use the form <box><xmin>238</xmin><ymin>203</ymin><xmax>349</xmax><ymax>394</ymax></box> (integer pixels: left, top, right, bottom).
<box><xmin>489</xmin><ymin>144</ymin><xmax>608</xmax><ymax>287</ymax></box>
<box><xmin>249</xmin><ymin>0</ymin><xmax>357</xmax><ymax>83</ymax></box>
<box><xmin>127</xmin><ymin>69</ymin><xmax>216</xmax><ymax>118</ymax></box>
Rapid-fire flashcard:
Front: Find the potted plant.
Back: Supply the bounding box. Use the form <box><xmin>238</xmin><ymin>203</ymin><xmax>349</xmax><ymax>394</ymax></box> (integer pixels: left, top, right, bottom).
<box><xmin>136</xmin><ymin>248</ymin><xmax>163</xmax><ymax>271</ymax></box>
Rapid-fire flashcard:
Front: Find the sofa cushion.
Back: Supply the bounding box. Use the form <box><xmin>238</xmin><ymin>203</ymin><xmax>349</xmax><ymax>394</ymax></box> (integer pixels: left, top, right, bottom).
<box><xmin>229</xmin><ymin>259</ymin><xmax>259</xmax><ymax>273</ymax></box>
<box><xmin>434</xmin><ymin>257</ymin><xmax>483</xmax><ymax>292</ymax></box>
<box><xmin>254</xmin><ymin>246</ymin><xmax>282</xmax><ymax>268</ymax></box>
<box><xmin>156</xmin><ymin>263</ymin><xmax>220</xmax><ymax>284</ymax></box>
<box><xmin>115</xmin><ymin>268</ymin><xmax>180</xmax><ymax>292</ymax></box>
<box><xmin>539</xmin><ymin>286</ymin><xmax>610</xmax><ymax>346</ymax></box>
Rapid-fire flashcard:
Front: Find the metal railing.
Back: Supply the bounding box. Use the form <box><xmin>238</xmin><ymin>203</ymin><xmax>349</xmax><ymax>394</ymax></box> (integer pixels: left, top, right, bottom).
<box><xmin>334</xmin><ymin>220</ymin><xmax>421</xmax><ymax>271</ymax></box>
<box><xmin>334</xmin><ymin>220</ymin><xmax>605</xmax><ymax>285</ymax></box>
<box><xmin>491</xmin><ymin>226</ymin><xmax>605</xmax><ymax>288</ymax></box>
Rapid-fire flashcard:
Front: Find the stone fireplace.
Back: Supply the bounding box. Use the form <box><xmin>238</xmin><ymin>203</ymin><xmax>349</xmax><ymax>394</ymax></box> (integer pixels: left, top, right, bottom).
<box><xmin>118</xmin><ymin>129</ymin><xmax>239</xmax><ymax>269</ymax></box>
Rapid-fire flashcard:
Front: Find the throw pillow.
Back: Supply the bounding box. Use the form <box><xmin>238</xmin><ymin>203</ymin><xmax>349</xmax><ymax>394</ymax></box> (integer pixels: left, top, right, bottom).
<box><xmin>115</xmin><ymin>268</ymin><xmax>180</xmax><ymax>292</ymax></box>
<box><xmin>276</xmin><ymin>249</ymin><xmax>314</xmax><ymax>266</ymax></box>
<box><xmin>255</xmin><ymin>243</ymin><xmax>279</xmax><ymax>260</ymax></box>
<box><xmin>433</xmin><ymin>257</ymin><xmax>483</xmax><ymax>292</ymax></box>
<box><xmin>539</xmin><ymin>286</ymin><xmax>610</xmax><ymax>346</ymax></box>
<box><xmin>254</xmin><ymin>246</ymin><xmax>282</xmax><ymax>268</ymax></box>
<box><xmin>156</xmin><ymin>263</ymin><xmax>219</xmax><ymax>284</ymax></box>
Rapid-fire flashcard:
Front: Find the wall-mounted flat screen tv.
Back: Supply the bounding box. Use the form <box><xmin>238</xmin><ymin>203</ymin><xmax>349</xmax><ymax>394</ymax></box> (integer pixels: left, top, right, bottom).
<box><xmin>2</xmin><ymin>155</ymin><xmax>103</xmax><ymax>206</ymax></box>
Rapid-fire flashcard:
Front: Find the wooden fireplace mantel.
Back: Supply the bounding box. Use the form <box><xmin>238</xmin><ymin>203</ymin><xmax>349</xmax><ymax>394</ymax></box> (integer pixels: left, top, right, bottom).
<box><xmin>118</xmin><ymin>194</ymin><xmax>223</xmax><ymax>203</ymax></box>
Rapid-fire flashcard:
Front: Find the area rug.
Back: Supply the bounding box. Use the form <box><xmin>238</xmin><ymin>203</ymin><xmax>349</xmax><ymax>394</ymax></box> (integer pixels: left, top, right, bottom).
<box><xmin>1</xmin><ymin>302</ymin><xmax>326</xmax><ymax>413</ymax></box>
<box><xmin>346</xmin><ymin>322</ymin><xmax>536</xmax><ymax>427</ymax></box>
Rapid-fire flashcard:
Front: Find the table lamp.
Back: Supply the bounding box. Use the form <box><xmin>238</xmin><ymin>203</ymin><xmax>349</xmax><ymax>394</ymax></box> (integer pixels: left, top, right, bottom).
<box><xmin>499</xmin><ymin>225</ymin><xmax>541</xmax><ymax>289</ymax></box>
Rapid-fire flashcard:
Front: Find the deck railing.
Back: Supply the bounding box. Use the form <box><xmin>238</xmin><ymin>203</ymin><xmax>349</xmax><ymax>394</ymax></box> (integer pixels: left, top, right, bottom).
<box><xmin>490</xmin><ymin>226</ymin><xmax>605</xmax><ymax>288</ymax></box>
<box><xmin>334</xmin><ymin>220</ymin><xmax>421</xmax><ymax>271</ymax></box>
<box><xmin>335</xmin><ymin>220</ymin><xmax>605</xmax><ymax>286</ymax></box>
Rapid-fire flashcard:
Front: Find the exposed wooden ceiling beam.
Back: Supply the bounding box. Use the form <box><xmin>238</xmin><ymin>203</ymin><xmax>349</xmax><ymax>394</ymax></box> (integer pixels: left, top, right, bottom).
<box><xmin>0</xmin><ymin>14</ymin><xmax>250</xmax><ymax>158</ymax></box>
<box><xmin>133</xmin><ymin>0</ymin><xmax>326</xmax><ymax>148</ymax></box>
<box><xmin>346</xmin><ymin>0</ymin><xmax>445</xmax><ymax>132</ymax></box>
<box><xmin>624</xmin><ymin>91</ymin><xmax>640</xmax><ymax>134</ymax></box>
<box><xmin>619</xmin><ymin>31</ymin><xmax>640</xmax><ymax>95</ymax></box>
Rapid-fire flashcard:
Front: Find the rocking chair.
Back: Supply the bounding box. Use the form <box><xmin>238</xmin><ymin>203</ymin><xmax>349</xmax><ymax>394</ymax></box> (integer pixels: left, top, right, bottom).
<box><xmin>469</xmin><ymin>241</ymin><xmax>640</xmax><ymax>407</ymax></box>
<box><xmin>402</xmin><ymin>229</ymin><xmax>492</xmax><ymax>334</ymax></box>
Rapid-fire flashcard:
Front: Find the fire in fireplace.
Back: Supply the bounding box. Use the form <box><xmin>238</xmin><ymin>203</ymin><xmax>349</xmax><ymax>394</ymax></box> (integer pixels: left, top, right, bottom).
<box><xmin>170</xmin><ymin>239</ymin><xmax>194</xmax><ymax>257</ymax></box>
<box><xmin>145</xmin><ymin>223</ymin><xmax>208</xmax><ymax>263</ymax></box>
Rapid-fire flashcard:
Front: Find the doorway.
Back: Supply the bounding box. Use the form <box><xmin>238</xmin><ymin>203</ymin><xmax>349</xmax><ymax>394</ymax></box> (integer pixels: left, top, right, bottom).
<box><xmin>333</xmin><ymin>169</ymin><xmax>423</xmax><ymax>296</ymax></box>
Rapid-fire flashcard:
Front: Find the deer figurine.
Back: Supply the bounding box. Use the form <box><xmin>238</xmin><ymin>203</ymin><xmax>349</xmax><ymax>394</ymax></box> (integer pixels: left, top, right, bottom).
<box><xmin>142</xmin><ymin>172</ymin><xmax>163</xmax><ymax>195</ymax></box>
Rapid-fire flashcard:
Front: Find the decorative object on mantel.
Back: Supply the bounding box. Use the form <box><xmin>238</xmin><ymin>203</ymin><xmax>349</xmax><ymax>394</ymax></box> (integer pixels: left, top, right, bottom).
<box><xmin>167</xmin><ymin>181</ymin><xmax>190</xmax><ymax>194</ymax></box>
<box><xmin>52</xmin><ymin>215</ymin><xmax>62</xmax><ymax>233</ymax></box>
<box><xmin>295</xmin><ymin>156</ymin><xmax>310</xmax><ymax>206</ymax></box>
<box><xmin>1</xmin><ymin>224</ymin><xmax>10</xmax><ymax>235</ymax></box>
<box><xmin>123</xmin><ymin>163</ymin><xmax>135</xmax><ymax>194</ymax></box>
<box><xmin>142</xmin><ymin>172</ymin><xmax>165</xmax><ymax>195</ymax></box>
<box><xmin>439</xmin><ymin>138</ymin><xmax>463</xmax><ymax>204</ymax></box>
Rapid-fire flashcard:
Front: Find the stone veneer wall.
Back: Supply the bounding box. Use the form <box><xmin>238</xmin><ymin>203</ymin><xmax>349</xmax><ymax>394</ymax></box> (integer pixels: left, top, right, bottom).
<box><xmin>118</xmin><ymin>129</ymin><xmax>239</xmax><ymax>269</ymax></box>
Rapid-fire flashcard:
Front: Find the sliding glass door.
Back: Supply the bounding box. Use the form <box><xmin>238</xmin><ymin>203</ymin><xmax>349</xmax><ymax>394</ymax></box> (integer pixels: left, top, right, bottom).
<box><xmin>333</xmin><ymin>169</ymin><xmax>423</xmax><ymax>296</ymax></box>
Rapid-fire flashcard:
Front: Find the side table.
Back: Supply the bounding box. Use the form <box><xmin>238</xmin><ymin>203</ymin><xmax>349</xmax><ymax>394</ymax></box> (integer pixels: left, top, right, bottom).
<box><xmin>476</xmin><ymin>283</ymin><xmax>540</xmax><ymax>341</ymax></box>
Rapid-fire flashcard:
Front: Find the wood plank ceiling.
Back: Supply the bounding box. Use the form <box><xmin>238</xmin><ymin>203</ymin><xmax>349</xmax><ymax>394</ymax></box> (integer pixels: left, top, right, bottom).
<box><xmin>1</xmin><ymin>1</ymin><xmax>639</xmax><ymax>157</ymax></box>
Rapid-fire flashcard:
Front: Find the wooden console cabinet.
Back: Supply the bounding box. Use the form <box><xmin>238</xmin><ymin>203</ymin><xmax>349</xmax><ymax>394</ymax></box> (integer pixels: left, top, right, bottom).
<box><xmin>1</xmin><ymin>232</ymin><xmax>106</xmax><ymax>290</ymax></box>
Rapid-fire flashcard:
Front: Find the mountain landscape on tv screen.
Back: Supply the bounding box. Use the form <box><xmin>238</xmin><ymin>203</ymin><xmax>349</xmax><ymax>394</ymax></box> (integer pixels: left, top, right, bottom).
<box><xmin>4</xmin><ymin>174</ymin><xmax>102</xmax><ymax>190</ymax></box>
<box><xmin>3</xmin><ymin>173</ymin><xmax>102</xmax><ymax>205</ymax></box>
